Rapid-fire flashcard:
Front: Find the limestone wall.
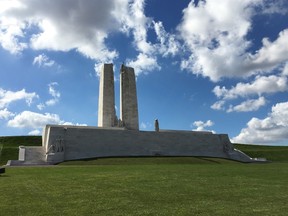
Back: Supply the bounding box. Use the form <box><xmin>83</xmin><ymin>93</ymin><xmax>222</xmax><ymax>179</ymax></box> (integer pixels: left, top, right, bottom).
<box><xmin>43</xmin><ymin>125</ymin><xmax>252</xmax><ymax>163</ymax></box>
<box><xmin>98</xmin><ymin>64</ymin><xmax>117</xmax><ymax>127</ymax></box>
<box><xmin>120</xmin><ymin>65</ymin><xmax>139</xmax><ymax>130</ymax></box>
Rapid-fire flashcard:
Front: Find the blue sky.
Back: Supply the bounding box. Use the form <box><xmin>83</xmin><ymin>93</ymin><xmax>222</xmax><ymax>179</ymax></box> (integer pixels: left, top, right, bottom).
<box><xmin>0</xmin><ymin>0</ymin><xmax>288</xmax><ymax>145</ymax></box>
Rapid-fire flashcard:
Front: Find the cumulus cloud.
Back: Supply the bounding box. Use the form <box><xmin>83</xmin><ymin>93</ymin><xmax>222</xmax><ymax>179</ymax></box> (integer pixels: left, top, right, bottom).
<box><xmin>126</xmin><ymin>53</ymin><xmax>161</xmax><ymax>76</ymax></box>
<box><xmin>121</xmin><ymin>0</ymin><xmax>164</xmax><ymax>76</ymax></box>
<box><xmin>122</xmin><ymin>0</ymin><xmax>154</xmax><ymax>54</ymax></box>
<box><xmin>7</xmin><ymin>111</ymin><xmax>61</xmax><ymax>128</ymax></box>
<box><xmin>210</xmin><ymin>100</ymin><xmax>225</xmax><ymax>111</ymax></box>
<box><xmin>178</xmin><ymin>0</ymin><xmax>253</xmax><ymax>81</ymax></box>
<box><xmin>227</xmin><ymin>97</ymin><xmax>266</xmax><ymax>113</ymax></box>
<box><xmin>0</xmin><ymin>108</ymin><xmax>14</xmax><ymax>120</ymax></box>
<box><xmin>232</xmin><ymin>101</ymin><xmax>288</xmax><ymax>144</ymax></box>
<box><xmin>1</xmin><ymin>0</ymin><xmax>287</xmax><ymax>80</ymax></box>
<box><xmin>213</xmin><ymin>75</ymin><xmax>288</xmax><ymax>100</ymax></box>
<box><xmin>211</xmin><ymin>75</ymin><xmax>288</xmax><ymax>112</ymax></box>
<box><xmin>249</xmin><ymin>29</ymin><xmax>288</xmax><ymax>71</ymax></box>
<box><xmin>1</xmin><ymin>0</ymin><xmax>183</xmax><ymax>77</ymax></box>
<box><xmin>192</xmin><ymin>120</ymin><xmax>214</xmax><ymax>132</ymax></box>
<box><xmin>0</xmin><ymin>0</ymin><xmax>28</xmax><ymax>54</ymax></box>
<box><xmin>0</xmin><ymin>88</ymin><xmax>38</xmax><ymax>109</ymax></box>
<box><xmin>0</xmin><ymin>0</ymin><xmax>134</xmax><ymax>62</ymax></box>
<box><xmin>33</xmin><ymin>53</ymin><xmax>55</xmax><ymax>67</ymax></box>
<box><xmin>178</xmin><ymin>0</ymin><xmax>288</xmax><ymax>81</ymax></box>
<box><xmin>7</xmin><ymin>110</ymin><xmax>87</xmax><ymax>129</ymax></box>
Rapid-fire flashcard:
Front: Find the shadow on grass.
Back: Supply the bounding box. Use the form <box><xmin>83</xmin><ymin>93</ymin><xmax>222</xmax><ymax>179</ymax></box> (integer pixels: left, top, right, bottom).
<box><xmin>59</xmin><ymin>156</ymin><xmax>241</xmax><ymax>166</ymax></box>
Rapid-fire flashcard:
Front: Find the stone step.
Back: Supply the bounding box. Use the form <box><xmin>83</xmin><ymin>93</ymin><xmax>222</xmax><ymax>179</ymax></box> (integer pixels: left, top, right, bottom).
<box><xmin>24</xmin><ymin>146</ymin><xmax>46</xmax><ymax>162</ymax></box>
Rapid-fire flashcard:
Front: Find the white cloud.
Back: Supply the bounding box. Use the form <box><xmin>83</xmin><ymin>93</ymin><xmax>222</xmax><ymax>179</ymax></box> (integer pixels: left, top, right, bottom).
<box><xmin>7</xmin><ymin>111</ymin><xmax>61</xmax><ymax>129</ymax></box>
<box><xmin>232</xmin><ymin>101</ymin><xmax>288</xmax><ymax>144</ymax></box>
<box><xmin>283</xmin><ymin>62</ymin><xmax>288</xmax><ymax>76</ymax></box>
<box><xmin>37</xmin><ymin>82</ymin><xmax>61</xmax><ymax>110</ymax></box>
<box><xmin>250</xmin><ymin>29</ymin><xmax>288</xmax><ymax>71</ymax></box>
<box><xmin>7</xmin><ymin>110</ymin><xmax>87</xmax><ymax>129</ymax></box>
<box><xmin>123</xmin><ymin>0</ymin><xmax>154</xmax><ymax>54</ymax></box>
<box><xmin>0</xmin><ymin>88</ymin><xmax>38</xmax><ymax>109</ymax></box>
<box><xmin>178</xmin><ymin>0</ymin><xmax>288</xmax><ymax>81</ymax></box>
<box><xmin>213</xmin><ymin>75</ymin><xmax>288</xmax><ymax>100</ymax></box>
<box><xmin>211</xmin><ymin>75</ymin><xmax>288</xmax><ymax>112</ymax></box>
<box><xmin>37</xmin><ymin>103</ymin><xmax>45</xmax><ymax>110</ymax></box>
<box><xmin>61</xmin><ymin>122</ymin><xmax>87</xmax><ymax>126</ymax></box>
<box><xmin>210</xmin><ymin>100</ymin><xmax>225</xmax><ymax>111</ymax></box>
<box><xmin>33</xmin><ymin>53</ymin><xmax>55</xmax><ymax>67</ymax></box>
<box><xmin>28</xmin><ymin>129</ymin><xmax>41</xmax><ymax>135</ymax></box>
<box><xmin>127</xmin><ymin>53</ymin><xmax>161</xmax><ymax>76</ymax></box>
<box><xmin>0</xmin><ymin>108</ymin><xmax>14</xmax><ymax>120</ymax></box>
<box><xmin>153</xmin><ymin>21</ymin><xmax>180</xmax><ymax>57</ymax></box>
<box><xmin>1</xmin><ymin>0</ymin><xmax>180</xmax><ymax>77</ymax></box>
<box><xmin>227</xmin><ymin>97</ymin><xmax>266</xmax><ymax>113</ymax></box>
<box><xmin>178</xmin><ymin>0</ymin><xmax>254</xmax><ymax>81</ymax></box>
<box><xmin>0</xmin><ymin>0</ymin><xmax>134</xmax><ymax>62</ymax></box>
<box><xmin>192</xmin><ymin>120</ymin><xmax>214</xmax><ymax>132</ymax></box>
<box><xmin>46</xmin><ymin>82</ymin><xmax>60</xmax><ymax>106</ymax></box>
<box><xmin>0</xmin><ymin>8</ymin><xmax>28</xmax><ymax>54</ymax></box>
<box><xmin>94</xmin><ymin>62</ymin><xmax>104</xmax><ymax>78</ymax></box>
<box><xmin>121</xmin><ymin>0</ymin><xmax>168</xmax><ymax>76</ymax></box>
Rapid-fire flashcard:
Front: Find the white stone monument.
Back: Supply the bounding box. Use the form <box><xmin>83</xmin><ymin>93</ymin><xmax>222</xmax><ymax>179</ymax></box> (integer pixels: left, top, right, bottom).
<box><xmin>120</xmin><ymin>64</ymin><xmax>139</xmax><ymax>130</ymax></box>
<box><xmin>8</xmin><ymin>63</ymin><xmax>259</xmax><ymax>165</ymax></box>
<box><xmin>98</xmin><ymin>64</ymin><xmax>117</xmax><ymax>127</ymax></box>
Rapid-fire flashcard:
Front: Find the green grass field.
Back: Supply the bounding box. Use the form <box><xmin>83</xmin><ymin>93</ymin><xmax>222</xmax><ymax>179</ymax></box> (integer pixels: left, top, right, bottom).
<box><xmin>0</xmin><ymin>136</ymin><xmax>288</xmax><ymax>215</ymax></box>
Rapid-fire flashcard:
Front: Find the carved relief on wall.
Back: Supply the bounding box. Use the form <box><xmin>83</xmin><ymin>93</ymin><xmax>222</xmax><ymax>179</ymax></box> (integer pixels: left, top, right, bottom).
<box><xmin>47</xmin><ymin>136</ymin><xmax>64</xmax><ymax>154</ymax></box>
<box><xmin>223</xmin><ymin>140</ymin><xmax>232</xmax><ymax>153</ymax></box>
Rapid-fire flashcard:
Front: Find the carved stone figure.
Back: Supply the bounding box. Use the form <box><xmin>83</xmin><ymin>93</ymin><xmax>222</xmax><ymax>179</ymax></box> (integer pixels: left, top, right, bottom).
<box><xmin>47</xmin><ymin>137</ymin><xmax>64</xmax><ymax>154</ymax></box>
<box><xmin>155</xmin><ymin>119</ymin><xmax>159</xmax><ymax>132</ymax></box>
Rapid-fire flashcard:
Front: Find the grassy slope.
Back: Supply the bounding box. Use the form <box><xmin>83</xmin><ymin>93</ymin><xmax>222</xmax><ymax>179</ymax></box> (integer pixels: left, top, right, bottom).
<box><xmin>234</xmin><ymin>144</ymin><xmax>288</xmax><ymax>162</ymax></box>
<box><xmin>0</xmin><ymin>136</ymin><xmax>41</xmax><ymax>165</ymax></box>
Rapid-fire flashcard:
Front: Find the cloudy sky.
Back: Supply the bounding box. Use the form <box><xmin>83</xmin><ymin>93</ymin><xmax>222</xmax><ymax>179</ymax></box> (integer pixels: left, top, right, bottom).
<box><xmin>1</xmin><ymin>0</ymin><xmax>288</xmax><ymax>145</ymax></box>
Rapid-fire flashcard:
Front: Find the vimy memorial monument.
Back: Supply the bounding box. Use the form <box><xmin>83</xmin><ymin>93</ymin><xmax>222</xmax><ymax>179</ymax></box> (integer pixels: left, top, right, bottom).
<box><xmin>8</xmin><ymin>64</ymin><xmax>255</xmax><ymax>165</ymax></box>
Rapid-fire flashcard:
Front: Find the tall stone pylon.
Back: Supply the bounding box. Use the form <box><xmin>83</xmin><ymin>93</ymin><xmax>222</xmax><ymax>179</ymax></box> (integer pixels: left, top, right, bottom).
<box><xmin>120</xmin><ymin>64</ymin><xmax>139</xmax><ymax>130</ymax></box>
<box><xmin>98</xmin><ymin>64</ymin><xmax>117</xmax><ymax>127</ymax></box>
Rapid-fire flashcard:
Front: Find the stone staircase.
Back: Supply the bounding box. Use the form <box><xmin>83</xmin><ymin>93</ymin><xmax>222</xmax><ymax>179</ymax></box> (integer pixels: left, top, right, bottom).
<box><xmin>7</xmin><ymin>146</ymin><xmax>50</xmax><ymax>166</ymax></box>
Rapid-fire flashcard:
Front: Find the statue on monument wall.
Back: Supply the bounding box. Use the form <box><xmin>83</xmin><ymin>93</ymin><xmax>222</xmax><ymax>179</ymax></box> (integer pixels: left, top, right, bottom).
<box><xmin>155</xmin><ymin>119</ymin><xmax>159</xmax><ymax>132</ymax></box>
<box><xmin>46</xmin><ymin>137</ymin><xmax>65</xmax><ymax>154</ymax></box>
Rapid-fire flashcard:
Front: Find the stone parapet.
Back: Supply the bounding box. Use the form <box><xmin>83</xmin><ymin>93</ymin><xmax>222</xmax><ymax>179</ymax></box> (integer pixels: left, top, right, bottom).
<box><xmin>36</xmin><ymin>125</ymin><xmax>253</xmax><ymax>164</ymax></box>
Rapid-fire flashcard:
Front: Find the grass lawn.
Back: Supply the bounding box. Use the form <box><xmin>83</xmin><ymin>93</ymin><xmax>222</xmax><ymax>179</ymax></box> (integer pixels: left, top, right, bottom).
<box><xmin>1</xmin><ymin>136</ymin><xmax>288</xmax><ymax>215</ymax></box>
<box><xmin>1</xmin><ymin>162</ymin><xmax>288</xmax><ymax>216</ymax></box>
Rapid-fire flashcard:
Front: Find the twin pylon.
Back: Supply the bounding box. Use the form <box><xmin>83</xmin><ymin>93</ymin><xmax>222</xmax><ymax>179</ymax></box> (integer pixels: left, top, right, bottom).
<box><xmin>98</xmin><ymin>64</ymin><xmax>139</xmax><ymax>130</ymax></box>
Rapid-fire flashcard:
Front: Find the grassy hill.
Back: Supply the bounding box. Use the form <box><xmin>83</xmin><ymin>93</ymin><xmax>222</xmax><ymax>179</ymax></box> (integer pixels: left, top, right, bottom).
<box><xmin>0</xmin><ymin>136</ymin><xmax>287</xmax><ymax>165</ymax></box>
<box><xmin>234</xmin><ymin>143</ymin><xmax>288</xmax><ymax>162</ymax></box>
<box><xmin>0</xmin><ymin>136</ymin><xmax>41</xmax><ymax>165</ymax></box>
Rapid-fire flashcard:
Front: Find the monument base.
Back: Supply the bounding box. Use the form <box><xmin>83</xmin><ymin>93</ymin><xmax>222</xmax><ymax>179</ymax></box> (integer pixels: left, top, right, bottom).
<box><xmin>8</xmin><ymin>124</ymin><xmax>257</xmax><ymax>165</ymax></box>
